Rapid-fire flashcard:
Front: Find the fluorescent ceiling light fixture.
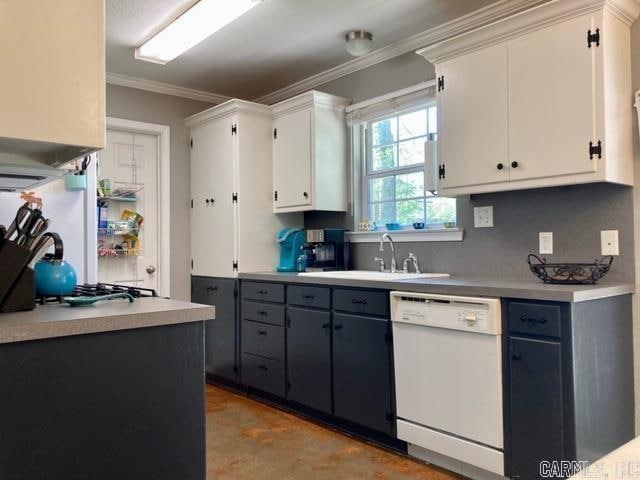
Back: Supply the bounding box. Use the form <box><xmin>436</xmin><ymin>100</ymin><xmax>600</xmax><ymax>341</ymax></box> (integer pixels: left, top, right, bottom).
<box><xmin>136</xmin><ymin>0</ymin><xmax>261</xmax><ymax>64</ymax></box>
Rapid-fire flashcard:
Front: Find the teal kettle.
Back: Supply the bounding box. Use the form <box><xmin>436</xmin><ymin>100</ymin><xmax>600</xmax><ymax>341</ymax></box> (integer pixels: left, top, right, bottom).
<box><xmin>34</xmin><ymin>232</ymin><xmax>77</xmax><ymax>297</ymax></box>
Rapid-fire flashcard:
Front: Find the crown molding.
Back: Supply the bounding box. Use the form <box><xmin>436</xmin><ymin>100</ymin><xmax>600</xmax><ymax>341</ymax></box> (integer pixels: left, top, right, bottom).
<box><xmin>184</xmin><ymin>98</ymin><xmax>272</xmax><ymax>127</ymax></box>
<box><xmin>106</xmin><ymin>72</ymin><xmax>230</xmax><ymax>104</ymax></box>
<box><xmin>418</xmin><ymin>0</ymin><xmax>640</xmax><ymax>65</ymax></box>
<box><xmin>253</xmin><ymin>0</ymin><xmax>548</xmax><ymax>105</ymax></box>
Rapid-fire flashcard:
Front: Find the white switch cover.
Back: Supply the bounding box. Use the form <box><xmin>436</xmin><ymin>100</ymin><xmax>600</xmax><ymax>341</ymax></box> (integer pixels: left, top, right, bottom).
<box><xmin>474</xmin><ymin>206</ymin><xmax>494</xmax><ymax>228</ymax></box>
<box><xmin>539</xmin><ymin>232</ymin><xmax>553</xmax><ymax>255</ymax></box>
<box><xmin>601</xmin><ymin>230</ymin><xmax>619</xmax><ymax>256</ymax></box>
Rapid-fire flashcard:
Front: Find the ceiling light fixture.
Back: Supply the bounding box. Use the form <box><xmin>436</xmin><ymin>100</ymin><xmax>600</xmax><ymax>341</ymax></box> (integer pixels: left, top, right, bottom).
<box><xmin>135</xmin><ymin>0</ymin><xmax>262</xmax><ymax>65</ymax></box>
<box><xmin>345</xmin><ymin>30</ymin><xmax>373</xmax><ymax>57</ymax></box>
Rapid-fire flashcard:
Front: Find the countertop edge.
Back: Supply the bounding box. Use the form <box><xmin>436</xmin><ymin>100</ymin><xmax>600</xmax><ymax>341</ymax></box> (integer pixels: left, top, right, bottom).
<box><xmin>237</xmin><ymin>272</ymin><xmax>635</xmax><ymax>303</ymax></box>
<box><xmin>0</xmin><ymin>302</ymin><xmax>215</xmax><ymax>345</ymax></box>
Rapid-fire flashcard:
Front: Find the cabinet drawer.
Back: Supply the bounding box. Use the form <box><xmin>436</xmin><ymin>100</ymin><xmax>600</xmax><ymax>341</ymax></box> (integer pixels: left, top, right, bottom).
<box><xmin>509</xmin><ymin>302</ymin><xmax>561</xmax><ymax>338</ymax></box>
<box><xmin>242</xmin><ymin>320</ymin><xmax>284</xmax><ymax>361</ymax></box>
<box><xmin>242</xmin><ymin>282</ymin><xmax>284</xmax><ymax>303</ymax></box>
<box><xmin>242</xmin><ymin>301</ymin><xmax>285</xmax><ymax>326</ymax></box>
<box><xmin>333</xmin><ymin>288</ymin><xmax>389</xmax><ymax>317</ymax></box>
<box><xmin>242</xmin><ymin>353</ymin><xmax>285</xmax><ymax>398</ymax></box>
<box><xmin>288</xmin><ymin>285</ymin><xmax>330</xmax><ymax>309</ymax></box>
<box><xmin>191</xmin><ymin>276</ymin><xmax>233</xmax><ymax>309</ymax></box>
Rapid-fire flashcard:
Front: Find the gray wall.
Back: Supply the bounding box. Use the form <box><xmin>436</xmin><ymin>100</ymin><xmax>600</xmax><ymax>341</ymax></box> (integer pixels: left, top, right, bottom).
<box><xmin>106</xmin><ymin>84</ymin><xmax>214</xmax><ymax>301</ymax></box>
<box><xmin>310</xmin><ymin>49</ymin><xmax>636</xmax><ymax>283</ymax></box>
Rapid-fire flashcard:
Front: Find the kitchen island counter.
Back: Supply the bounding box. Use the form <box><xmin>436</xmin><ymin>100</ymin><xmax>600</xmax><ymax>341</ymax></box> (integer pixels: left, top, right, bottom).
<box><xmin>239</xmin><ymin>272</ymin><xmax>634</xmax><ymax>303</ymax></box>
<box><xmin>0</xmin><ymin>297</ymin><xmax>214</xmax><ymax>344</ymax></box>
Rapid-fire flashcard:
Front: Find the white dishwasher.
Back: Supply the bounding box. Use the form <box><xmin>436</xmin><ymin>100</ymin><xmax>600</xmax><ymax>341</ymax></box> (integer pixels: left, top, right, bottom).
<box><xmin>390</xmin><ymin>292</ymin><xmax>504</xmax><ymax>477</ymax></box>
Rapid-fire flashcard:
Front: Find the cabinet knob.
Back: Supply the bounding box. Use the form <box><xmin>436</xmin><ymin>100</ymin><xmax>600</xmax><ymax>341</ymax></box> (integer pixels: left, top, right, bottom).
<box><xmin>511</xmin><ymin>161</ymin><xmax>519</xmax><ymax>168</ymax></box>
<box><xmin>334</xmin><ymin>324</ymin><xmax>343</xmax><ymax>330</ymax></box>
<box><xmin>512</xmin><ymin>352</ymin><xmax>522</xmax><ymax>361</ymax></box>
<box><xmin>303</xmin><ymin>191</ymin><xmax>309</xmax><ymax>199</ymax></box>
<box><xmin>257</xmin><ymin>330</ymin><xmax>268</xmax><ymax>336</ymax></box>
<box><xmin>497</xmin><ymin>163</ymin><xmax>504</xmax><ymax>170</ymax></box>
<box><xmin>322</xmin><ymin>322</ymin><xmax>330</xmax><ymax>329</ymax></box>
<box><xmin>205</xmin><ymin>199</ymin><xmax>209</xmax><ymax>204</ymax></box>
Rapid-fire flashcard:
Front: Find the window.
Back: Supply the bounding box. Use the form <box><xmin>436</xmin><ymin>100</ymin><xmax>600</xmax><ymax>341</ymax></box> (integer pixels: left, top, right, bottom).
<box><xmin>364</xmin><ymin>105</ymin><xmax>455</xmax><ymax>227</ymax></box>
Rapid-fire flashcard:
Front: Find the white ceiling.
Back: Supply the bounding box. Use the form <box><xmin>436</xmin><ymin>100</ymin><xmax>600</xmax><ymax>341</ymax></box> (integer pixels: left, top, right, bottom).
<box><xmin>106</xmin><ymin>0</ymin><xmax>496</xmax><ymax>100</ymax></box>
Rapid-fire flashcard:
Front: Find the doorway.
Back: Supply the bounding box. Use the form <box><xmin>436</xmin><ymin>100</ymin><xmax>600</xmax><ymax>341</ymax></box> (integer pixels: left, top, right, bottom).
<box><xmin>91</xmin><ymin>117</ymin><xmax>170</xmax><ymax>296</ymax></box>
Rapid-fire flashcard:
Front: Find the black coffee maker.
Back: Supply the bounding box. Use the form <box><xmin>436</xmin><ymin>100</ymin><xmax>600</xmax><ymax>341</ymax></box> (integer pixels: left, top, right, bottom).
<box><xmin>302</xmin><ymin>229</ymin><xmax>349</xmax><ymax>271</ymax></box>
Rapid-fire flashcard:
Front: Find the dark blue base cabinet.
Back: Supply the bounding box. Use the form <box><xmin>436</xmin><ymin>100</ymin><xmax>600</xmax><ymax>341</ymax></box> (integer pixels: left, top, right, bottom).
<box><xmin>239</xmin><ymin>281</ymin><xmax>397</xmax><ymax>442</ymax></box>
<box><xmin>504</xmin><ymin>296</ymin><xmax>634</xmax><ymax>480</ymax></box>
<box><xmin>191</xmin><ymin>276</ymin><xmax>238</xmax><ymax>383</ymax></box>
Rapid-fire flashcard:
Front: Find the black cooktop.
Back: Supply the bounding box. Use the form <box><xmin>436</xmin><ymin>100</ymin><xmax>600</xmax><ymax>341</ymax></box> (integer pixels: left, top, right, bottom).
<box><xmin>38</xmin><ymin>283</ymin><xmax>157</xmax><ymax>305</ymax></box>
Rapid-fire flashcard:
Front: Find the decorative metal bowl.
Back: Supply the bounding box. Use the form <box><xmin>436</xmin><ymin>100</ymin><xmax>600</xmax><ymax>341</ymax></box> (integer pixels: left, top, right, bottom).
<box><xmin>527</xmin><ymin>254</ymin><xmax>613</xmax><ymax>285</ymax></box>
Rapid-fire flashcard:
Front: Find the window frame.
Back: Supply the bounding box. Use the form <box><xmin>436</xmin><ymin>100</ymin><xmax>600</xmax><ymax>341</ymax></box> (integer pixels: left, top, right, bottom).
<box><xmin>362</xmin><ymin>103</ymin><xmax>452</xmax><ymax>229</ymax></box>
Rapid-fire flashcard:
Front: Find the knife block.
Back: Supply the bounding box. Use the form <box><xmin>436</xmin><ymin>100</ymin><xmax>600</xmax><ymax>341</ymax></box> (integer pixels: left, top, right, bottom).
<box><xmin>0</xmin><ymin>238</ymin><xmax>36</xmax><ymax>313</ymax></box>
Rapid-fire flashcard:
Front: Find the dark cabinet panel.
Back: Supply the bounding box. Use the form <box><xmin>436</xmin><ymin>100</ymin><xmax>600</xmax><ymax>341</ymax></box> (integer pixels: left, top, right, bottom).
<box><xmin>333</xmin><ymin>313</ymin><xmax>392</xmax><ymax>434</ymax></box>
<box><xmin>333</xmin><ymin>288</ymin><xmax>388</xmax><ymax>317</ymax></box>
<box><xmin>287</xmin><ymin>306</ymin><xmax>332</xmax><ymax>413</ymax></box>
<box><xmin>242</xmin><ymin>320</ymin><xmax>285</xmax><ymax>362</ymax></box>
<box><xmin>509</xmin><ymin>337</ymin><xmax>564</xmax><ymax>480</ymax></box>
<box><xmin>242</xmin><ymin>281</ymin><xmax>285</xmax><ymax>303</ymax></box>
<box><xmin>242</xmin><ymin>300</ymin><xmax>285</xmax><ymax>326</ymax></box>
<box><xmin>509</xmin><ymin>301</ymin><xmax>561</xmax><ymax>338</ymax></box>
<box><xmin>288</xmin><ymin>285</ymin><xmax>331</xmax><ymax>309</ymax></box>
<box><xmin>242</xmin><ymin>353</ymin><xmax>285</xmax><ymax>397</ymax></box>
<box><xmin>192</xmin><ymin>276</ymin><xmax>237</xmax><ymax>382</ymax></box>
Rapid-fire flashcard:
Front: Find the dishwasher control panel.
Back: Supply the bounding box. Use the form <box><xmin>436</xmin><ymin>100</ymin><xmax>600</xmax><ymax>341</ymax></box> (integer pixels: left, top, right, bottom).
<box><xmin>390</xmin><ymin>292</ymin><xmax>501</xmax><ymax>335</ymax></box>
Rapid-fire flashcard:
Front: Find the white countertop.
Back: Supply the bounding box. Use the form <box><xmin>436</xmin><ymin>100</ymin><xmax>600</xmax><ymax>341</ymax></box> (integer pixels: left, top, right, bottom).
<box><xmin>0</xmin><ymin>297</ymin><xmax>215</xmax><ymax>344</ymax></box>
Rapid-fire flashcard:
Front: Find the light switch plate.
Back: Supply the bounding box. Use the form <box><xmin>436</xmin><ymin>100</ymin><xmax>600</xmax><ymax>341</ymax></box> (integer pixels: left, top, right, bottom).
<box><xmin>601</xmin><ymin>230</ymin><xmax>619</xmax><ymax>256</ymax></box>
<box><xmin>474</xmin><ymin>206</ymin><xmax>494</xmax><ymax>228</ymax></box>
<box><xmin>539</xmin><ymin>232</ymin><xmax>553</xmax><ymax>255</ymax></box>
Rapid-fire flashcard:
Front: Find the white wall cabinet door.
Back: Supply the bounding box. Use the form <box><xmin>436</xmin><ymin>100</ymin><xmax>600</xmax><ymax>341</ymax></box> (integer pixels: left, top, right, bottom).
<box><xmin>438</xmin><ymin>45</ymin><xmax>509</xmax><ymax>190</ymax></box>
<box><xmin>273</xmin><ymin>108</ymin><xmax>312</xmax><ymax>209</ymax></box>
<box><xmin>508</xmin><ymin>14</ymin><xmax>598</xmax><ymax>182</ymax></box>
<box><xmin>190</xmin><ymin>120</ymin><xmax>236</xmax><ymax>277</ymax></box>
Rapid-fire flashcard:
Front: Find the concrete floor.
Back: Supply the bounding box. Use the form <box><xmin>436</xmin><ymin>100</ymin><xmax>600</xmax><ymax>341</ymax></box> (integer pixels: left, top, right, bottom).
<box><xmin>206</xmin><ymin>385</ymin><xmax>462</xmax><ymax>480</ymax></box>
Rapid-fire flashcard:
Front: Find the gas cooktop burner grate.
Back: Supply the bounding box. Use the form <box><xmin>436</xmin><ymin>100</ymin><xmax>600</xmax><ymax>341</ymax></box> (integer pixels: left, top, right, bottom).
<box><xmin>37</xmin><ymin>283</ymin><xmax>158</xmax><ymax>305</ymax></box>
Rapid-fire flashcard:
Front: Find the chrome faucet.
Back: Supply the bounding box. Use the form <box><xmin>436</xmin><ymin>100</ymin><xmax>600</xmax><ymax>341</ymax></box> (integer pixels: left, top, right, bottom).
<box><xmin>378</xmin><ymin>233</ymin><xmax>398</xmax><ymax>273</ymax></box>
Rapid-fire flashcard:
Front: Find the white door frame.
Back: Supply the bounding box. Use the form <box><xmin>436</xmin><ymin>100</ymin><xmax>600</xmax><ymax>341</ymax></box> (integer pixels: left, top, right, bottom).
<box><xmin>88</xmin><ymin>117</ymin><xmax>171</xmax><ymax>297</ymax></box>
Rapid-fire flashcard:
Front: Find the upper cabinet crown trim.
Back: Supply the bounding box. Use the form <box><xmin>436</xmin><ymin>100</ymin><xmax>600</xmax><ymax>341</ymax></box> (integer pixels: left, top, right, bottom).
<box><xmin>417</xmin><ymin>0</ymin><xmax>640</xmax><ymax>64</ymax></box>
<box><xmin>184</xmin><ymin>99</ymin><xmax>272</xmax><ymax>127</ymax></box>
<box><xmin>271</xmin><ymin>91</ymin><xmax>351</xmax><ymax>118</ymax></box>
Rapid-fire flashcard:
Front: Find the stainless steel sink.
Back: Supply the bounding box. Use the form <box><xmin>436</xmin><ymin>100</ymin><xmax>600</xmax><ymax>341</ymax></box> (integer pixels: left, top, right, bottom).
<box><xmin>297</xmin><ymin>270</ymin><xmax>449</xmax><ymax>281</ymax></box>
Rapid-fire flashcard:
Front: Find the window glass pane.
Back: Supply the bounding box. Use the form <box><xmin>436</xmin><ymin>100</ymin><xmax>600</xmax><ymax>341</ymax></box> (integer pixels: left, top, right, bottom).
<box><xmin>371</xmin><ymin>144</ymin><xmax>397</xmax><ymax>171</ymax></box>
<box><xmin>369</xmin><ymin>176</ymin><xmax>395</xmax><ymax>202</ymax></box>
<box><xmin>396</xmin><ymin>199</ymin><xmax>425</xmax><ymax>224</ymax></box>
<box><xmin>369</xmin><ymin>202</ymin><xmax>395</xmax><ymax>224</ymax></box>
<box><xmin>428</xmin><ymin>106</ymin><xmax>437</xmax><ymax>134</ymax></box>
<box><xmin>396</xmin><ymin>171</ymin><xmax>424</xmax><ymax>200</ymax></box>
<box><xmin>399</xmin><ymin>138</ymin><xmax>425</xmax><ymax>167</ymax></box>
<box><xmin>371</xmin><ymin>117</ymin><xmax>398</xmax><ymax>146</ymax></box>
<box><xmin>426</xmin><ymin>197</ymin><xmax>456</xmax><ymax>224</ymax></box>
<box><xmin>399</xmin><ymin>110</ymin><xmax>427</xmax><ymax>140</ymax></box>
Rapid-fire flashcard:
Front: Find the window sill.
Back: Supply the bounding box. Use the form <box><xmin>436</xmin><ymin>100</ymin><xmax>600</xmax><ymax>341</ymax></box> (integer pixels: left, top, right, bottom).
<box><xmin>346</xmin><ymin>228</ymin><xmax>464</xmax><ymax>243</ymax></box>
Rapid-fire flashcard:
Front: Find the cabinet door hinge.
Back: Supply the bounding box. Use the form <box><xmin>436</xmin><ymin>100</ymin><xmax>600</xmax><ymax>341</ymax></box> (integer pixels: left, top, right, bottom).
<box><xmin>273</xmin><ymin>128</ymin><xmax>277</xmax><ymax>139</ymax></box>
<box><xmin>287</xmin><ymin>380</ymin><xmax>292</xmax><ymax>391</ymax></box>
<box><xmin>589</xmin><ymin>140</ymin><xmax>602</xmax><ymax>160</ymax></box>
<box><xmin>231</xmin><ymin>124</ymin><xmax>237</xmax><ymax>135</ymax></box>
<box><xmin>438</xmin><ymin>164</ymin><xmax>446</xmax><ymax>180</ymax></box>
<box><xmin>437</xmin><ymin>75</ymin><xmax>445</xmax><ymax>91</ymax></box>
<box><xmin>274</xmin><ymin>190</ymin><xmax>278</xmax><ymax>202</ymax></box>
<box><xmin>190</xmin><ymin>138</ymin><xmax>193</xmax><ymax>148</ymax></box>
<box><xmin>232</xmin><ymin>192</ymin><xmax>238</xmax><ymax>203</ymax></box>
<box><xmin>233</xmin><ymin>260</ymin><xmax>238</xmax><ymax>271</ymax></box>
<box><xmin>587</xmin><ymin>28</ymin><xmax>600</xmax><ymax>48</ymax></box>
<box><xmin>190</xmin><ymin>199</ymin><xmax>193</xmax><ymax>209</ymax></box>
<box><xmin>191</xmin><ymin>259</ymin><xmax>194</xmax><ymax>269</ymax></box>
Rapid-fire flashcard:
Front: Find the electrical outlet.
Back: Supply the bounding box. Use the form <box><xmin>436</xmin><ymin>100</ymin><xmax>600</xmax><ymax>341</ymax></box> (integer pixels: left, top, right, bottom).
<box><xmin>601</xmin><ymin>230</ymin><xmax>619</xmax><ymax>256</ymax></box>
<box><xmin>474</xmin><ymin>206</ymin><xmax>494</xmax><ymax>228</ymax></box>
<box><xmin>539</xmin><ymin>232</ymin><xmax>553</xmax><ymax>255</ymax></box>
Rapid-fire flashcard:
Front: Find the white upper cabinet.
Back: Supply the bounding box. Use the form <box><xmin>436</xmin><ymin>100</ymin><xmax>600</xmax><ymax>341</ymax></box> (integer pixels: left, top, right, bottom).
<box><xmin>437</xmin><ymin>45</ymin><xmax>509</xmax><ymax>190</ymax></box>
<box><xmin>271</xmin><ymin>91</ymin><xmax>351</xmax><ymax>213</ymax></box>
<box><xmin>419</xmin><ymin>0</ymin><xmax>638</xmax><ymax>196</ymax></box>
<box><xmin>0</xmin><ymin>0</ymin><xmax>105</xmax><ymax>166</ymax></box>
<box><xmin>186</xmin><ymin>100</ymin><xmax>301</xmax><ymax>278</ymax></box>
